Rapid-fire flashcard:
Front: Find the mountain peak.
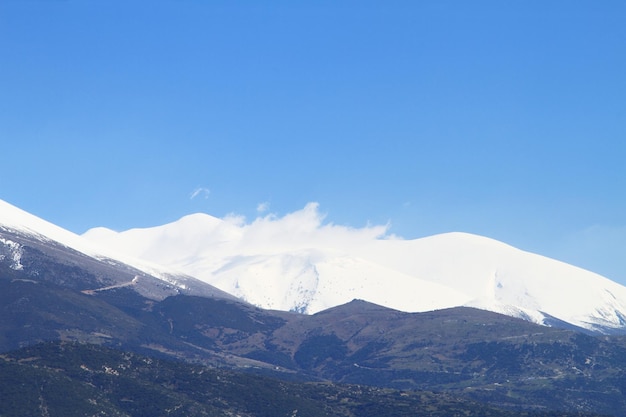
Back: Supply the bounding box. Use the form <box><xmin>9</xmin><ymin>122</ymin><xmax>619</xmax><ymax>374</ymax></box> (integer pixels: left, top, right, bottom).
<box><xmin>0</xmin><ymin>198</ymin><xmax>234</xmax><ymax>301</ymax></box>
<box><xmin>6</xmin><ymin>198</ymin><xmax>626</xmax><ymax>334</ymax></box>
<box><xmin>80</xmin><ymin>205</ymin><xmax>626</xmax><ymax>334</ymax></box>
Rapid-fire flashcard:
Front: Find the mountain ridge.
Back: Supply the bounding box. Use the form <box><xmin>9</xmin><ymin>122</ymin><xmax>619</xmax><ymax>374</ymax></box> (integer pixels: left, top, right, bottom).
<box><xmin>0</xmin><ymin>199</ymin><xmax>235</xmax><ymax>302</ymax></box>
<box><xmin>4</xmin><ymin>201</ymin><xmax>626</xmax><ymax>415</ymax></box>
<box><xmin>81</xmin><ymin>203</ymin><xmax>626</xmax><ymax>334</ymax></box>
<box><xmin>3</xmin><ymin>197</ymin><xmax>626</xmax><ymax>334</ymax></box>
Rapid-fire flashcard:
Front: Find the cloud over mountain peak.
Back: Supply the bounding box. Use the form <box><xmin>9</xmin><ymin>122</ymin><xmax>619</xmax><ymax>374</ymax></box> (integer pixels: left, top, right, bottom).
<box><xmin>81</xmin><ymin>202</ymin><xmax>626</xmax><ymax>333</ymax></box>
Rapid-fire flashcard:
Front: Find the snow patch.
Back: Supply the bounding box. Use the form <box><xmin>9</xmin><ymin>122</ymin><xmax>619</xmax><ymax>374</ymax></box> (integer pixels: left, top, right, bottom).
<box><xmin>0</xmin><ymin>236</ymin><xmax>24</xmax><ymax>270</ymax></box>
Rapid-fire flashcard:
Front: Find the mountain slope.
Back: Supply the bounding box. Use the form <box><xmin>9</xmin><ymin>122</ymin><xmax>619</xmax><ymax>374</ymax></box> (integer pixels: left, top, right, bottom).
<box><xmin>7</xmin><ymin>199</ymin><xmax>626</xmax><ymax>414</ymax></box>
<box><xmin>0</xmin><ymin>199</ymin><xmax>234</xmax><ymax>301</ymax></box>
<box><xmin>83</xmin><ymin>204</ymin><xmax>626</xmax><ymax>333</ymax></box>
<box><xmin>5</xmin><ymin>341</ymin><xmax>599</xmax><ymax>417</ymax></box>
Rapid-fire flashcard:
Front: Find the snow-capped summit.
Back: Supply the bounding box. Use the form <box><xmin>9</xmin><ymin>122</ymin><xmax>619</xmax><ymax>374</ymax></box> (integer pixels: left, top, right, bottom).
<box><xmin>3</xmin><ymin>197</ymin><xmax>625</xmax><ymax>333</ymax></box>
<box><xmin>0</xmin><ymin>198</ymin><xmax>232</xmax><ymax>300</ymax></box>
<box><xmin>0</xmin><ymin>198</ymin><xmax>100</xmax><ymax>257</ymax></box>
<box><xmin>83</xmin><ymin>203</ymin><xmax>626</xmax><ymax>333</ymax></box>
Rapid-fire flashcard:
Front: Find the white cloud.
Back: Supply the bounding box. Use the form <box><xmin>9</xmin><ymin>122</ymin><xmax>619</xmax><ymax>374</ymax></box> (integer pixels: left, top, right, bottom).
<box><xmin>233</xmin><ymin>202</ymin><xmax>391</xmax><ymax>255</ymax></box>
<box><xmin>190</xmin><ymin>187</ymin><xmax>210</xmax><ymax>200</ymax></box>
<box><xmin>256</xmin><ymin>201</ymin><xmax>270</xmax><ymax>213</ymax></box>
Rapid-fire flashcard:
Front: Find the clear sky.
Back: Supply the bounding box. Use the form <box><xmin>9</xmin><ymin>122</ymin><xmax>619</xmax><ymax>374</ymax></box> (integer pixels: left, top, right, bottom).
<box><xmin>1</xmin><ymin>1</ymin><xmax>625</xmax><ymax>283</ymax></box>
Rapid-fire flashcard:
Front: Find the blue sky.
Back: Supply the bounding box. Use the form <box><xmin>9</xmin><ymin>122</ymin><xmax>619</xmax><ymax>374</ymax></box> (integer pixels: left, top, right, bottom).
<box><xmin>1</xmin><ymin>1</ymin><xmax>625</xmax><ymax>283</ymax></box>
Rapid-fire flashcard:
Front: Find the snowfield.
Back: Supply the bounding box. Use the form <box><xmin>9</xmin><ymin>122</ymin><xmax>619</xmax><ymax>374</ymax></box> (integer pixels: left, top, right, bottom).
<box><xmin>0</xmin><ymin>199</ymin><xmax>203</xmax><ymax>292</ymax></box>
<box><xmin>80</xmin><ymin>202</ymin><xmax>626</xmax><ymax>333</ymax></box>
<box><xmin>3</xmin><ymin>197</ymin><xmax>625</xmax><ymax>333</ymax></box>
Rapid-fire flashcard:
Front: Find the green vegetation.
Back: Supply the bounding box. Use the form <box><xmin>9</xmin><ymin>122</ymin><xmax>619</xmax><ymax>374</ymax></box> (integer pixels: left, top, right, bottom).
<box><xmin>0</xmin><ymin>342</ymin><xmax>606</xmax><ymax>417</ymax></box>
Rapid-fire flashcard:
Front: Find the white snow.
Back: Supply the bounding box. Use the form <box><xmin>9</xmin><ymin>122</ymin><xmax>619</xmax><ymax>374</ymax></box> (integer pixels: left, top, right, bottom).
<box><xmin>0</xmin><ymin>199</ymin><xmax>104</xmax><ymax>258</ymax></box>
<box><xmin>80</xmin><ymin>202</ymin><xmax>626</xmax><ymax>332</ymax></box>
<box><xmin>0</xmin><ymin>236</ymin><xmax>24</xmax><ymax>270</ymax></box>
<box><xmin>3</xmin><ymin>196</ymin><xmax>625</xmax><ymax>333</ymax></box>
<box><xmin>0</xmin><ymin>199</ymin><xmax>194</xmax><ymax>287</ymax></box>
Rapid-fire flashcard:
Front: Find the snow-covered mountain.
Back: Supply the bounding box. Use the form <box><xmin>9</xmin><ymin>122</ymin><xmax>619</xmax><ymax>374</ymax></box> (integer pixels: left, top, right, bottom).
<box><xmin>0</xmin><ymin>199</ymin><xmax>232</xmax><ymax>301</ymax></box>
<box><xmin>82</xmin><ymin>203</ymin><xmax>626</xmax><ymax>334</ymax></box>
